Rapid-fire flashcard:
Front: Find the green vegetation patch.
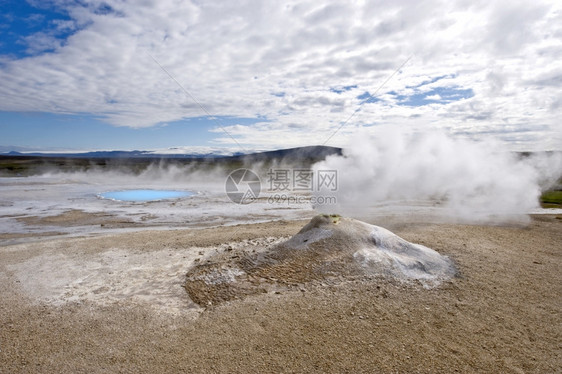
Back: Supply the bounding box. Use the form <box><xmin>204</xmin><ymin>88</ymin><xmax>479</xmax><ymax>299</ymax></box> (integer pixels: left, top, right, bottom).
<box><xmin>541</xmin><ymin>190</ymin><xmax>562</xmax><ymax>207</ymax></box>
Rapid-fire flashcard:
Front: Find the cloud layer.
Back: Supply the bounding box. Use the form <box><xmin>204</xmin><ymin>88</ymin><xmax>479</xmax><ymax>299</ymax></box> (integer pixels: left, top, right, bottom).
<box><xmin>1</xmin><ymin>0</ymin><xmax>561</xmax><ymax>150</ymax></box>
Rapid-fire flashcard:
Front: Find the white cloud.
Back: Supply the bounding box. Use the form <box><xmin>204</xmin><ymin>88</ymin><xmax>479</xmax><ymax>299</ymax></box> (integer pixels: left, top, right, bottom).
<box><xmin>0</xmin><ymin>0</ymin><xmax>561</xmax><ymax>151</ymax></box>
<box><xmin>23</xmin><ymin>31</ymin><xmax>63</xmax><ymax>54</ymax></box>
<box><xmin>146</xmin><ymin>145</ymin><xmax>244</xmax><ymax>156</ymax></box>
<box><xmin>424</xmin><ymin>94</ymin><xmax>442</xmax><ymax>101</ymax></box>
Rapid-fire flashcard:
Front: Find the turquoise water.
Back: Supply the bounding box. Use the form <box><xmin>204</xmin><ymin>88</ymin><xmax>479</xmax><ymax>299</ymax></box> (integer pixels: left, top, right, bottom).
<box><xmin>99</xmin><ymin>189</ymin><xmax>193</xmax><ymax>202</ymax></box>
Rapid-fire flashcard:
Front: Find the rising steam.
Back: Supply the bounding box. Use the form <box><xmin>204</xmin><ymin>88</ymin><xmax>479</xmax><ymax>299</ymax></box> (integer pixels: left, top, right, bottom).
<box><xmin>313</xmin><ymin>130</ymin><xmax>562</xmax><ymax>223</ymax></box>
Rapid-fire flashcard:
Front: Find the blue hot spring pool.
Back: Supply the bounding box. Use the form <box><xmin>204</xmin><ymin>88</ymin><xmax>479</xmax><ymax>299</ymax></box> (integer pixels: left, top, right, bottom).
<box><xmin>98</xmin><ymin>189</ymin><xmax>194</xmax><ymax>202</ymax></box>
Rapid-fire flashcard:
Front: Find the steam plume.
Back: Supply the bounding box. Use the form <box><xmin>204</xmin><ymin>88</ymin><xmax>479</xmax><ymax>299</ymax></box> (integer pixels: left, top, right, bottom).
<box><xmin>313</xmin><ymin>129</ymin><xmax>561</xmax><ymax>223</ymax></box>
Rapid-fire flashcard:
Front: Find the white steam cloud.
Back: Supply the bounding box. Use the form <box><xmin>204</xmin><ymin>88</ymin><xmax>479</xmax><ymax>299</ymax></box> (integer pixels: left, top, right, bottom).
<box><xmin>313</xmin><ymin>130</ymin><xmax>562</xmax><ymax>223</ymax></box>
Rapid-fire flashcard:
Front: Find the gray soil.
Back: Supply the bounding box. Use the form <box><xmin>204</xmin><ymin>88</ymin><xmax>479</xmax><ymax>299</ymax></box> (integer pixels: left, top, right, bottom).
<box><xmin>0</xmin><ymin>215</ymin><xmax>560</xmax><ymax>373</ymax></box>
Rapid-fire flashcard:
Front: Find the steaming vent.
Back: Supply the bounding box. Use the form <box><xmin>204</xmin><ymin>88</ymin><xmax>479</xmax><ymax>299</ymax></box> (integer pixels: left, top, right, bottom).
<box><xmin>184</xmin><ymin>215</ymin><xmax>456</xmax><ymax>306</ymax></box>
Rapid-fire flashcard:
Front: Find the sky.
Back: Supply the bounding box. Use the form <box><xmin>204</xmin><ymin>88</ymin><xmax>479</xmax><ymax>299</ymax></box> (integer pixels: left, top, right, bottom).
<box><xmin>0</xmin><ymin>0</ymin><xmax>561</xmax><ymax>153</ymax></box>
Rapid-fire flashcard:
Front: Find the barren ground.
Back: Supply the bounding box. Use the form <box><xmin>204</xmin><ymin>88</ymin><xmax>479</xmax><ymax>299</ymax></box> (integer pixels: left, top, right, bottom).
<box><xmin>0</xmin><ymin>215</ymin><xmax>560</xmax><ymax>373</ymax></box>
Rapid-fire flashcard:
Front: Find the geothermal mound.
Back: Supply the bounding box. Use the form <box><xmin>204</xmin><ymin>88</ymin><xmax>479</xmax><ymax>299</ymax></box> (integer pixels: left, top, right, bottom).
<box><xmin>184</xmin><ymin>215</ymin><xmax>456</xmax><ymax>306</ymax></box>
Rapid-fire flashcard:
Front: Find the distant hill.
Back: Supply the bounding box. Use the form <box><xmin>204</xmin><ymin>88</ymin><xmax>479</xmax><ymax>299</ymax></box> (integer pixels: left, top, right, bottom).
<box><xmin>233</xmin><ymin>145</ymin><xmax>342</xmax><ymax>162</ymax></box>
<box><xmin>2</xmin><ymin>150</ymin><xmax>210</xmax><ymax>159</ymax></box>
<box><xmin>0</xmin><ymin>145</ymin><xmax>342</xmax><ymax>161</ymax></box>
<box><xmin>0</xmin><ymin>145</ymin><xmax>343</xmax><ymax>176</ymax></box>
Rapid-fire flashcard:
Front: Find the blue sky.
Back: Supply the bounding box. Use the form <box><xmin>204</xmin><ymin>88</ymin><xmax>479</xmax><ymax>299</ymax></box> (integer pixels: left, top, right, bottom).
<box><xmin>0</xmin><ymin>1</ymin><xmax>73</xmax><ymax>59</ymax></box>
<box><xmin>0</xmin><ymin>112</ymin><xmax>255</xmax><ymax>151</ymax></box>
<box><xmin>0</xmin><ymin>0</ymin><xmax>561</xmax><ymax>153</ymax></box>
